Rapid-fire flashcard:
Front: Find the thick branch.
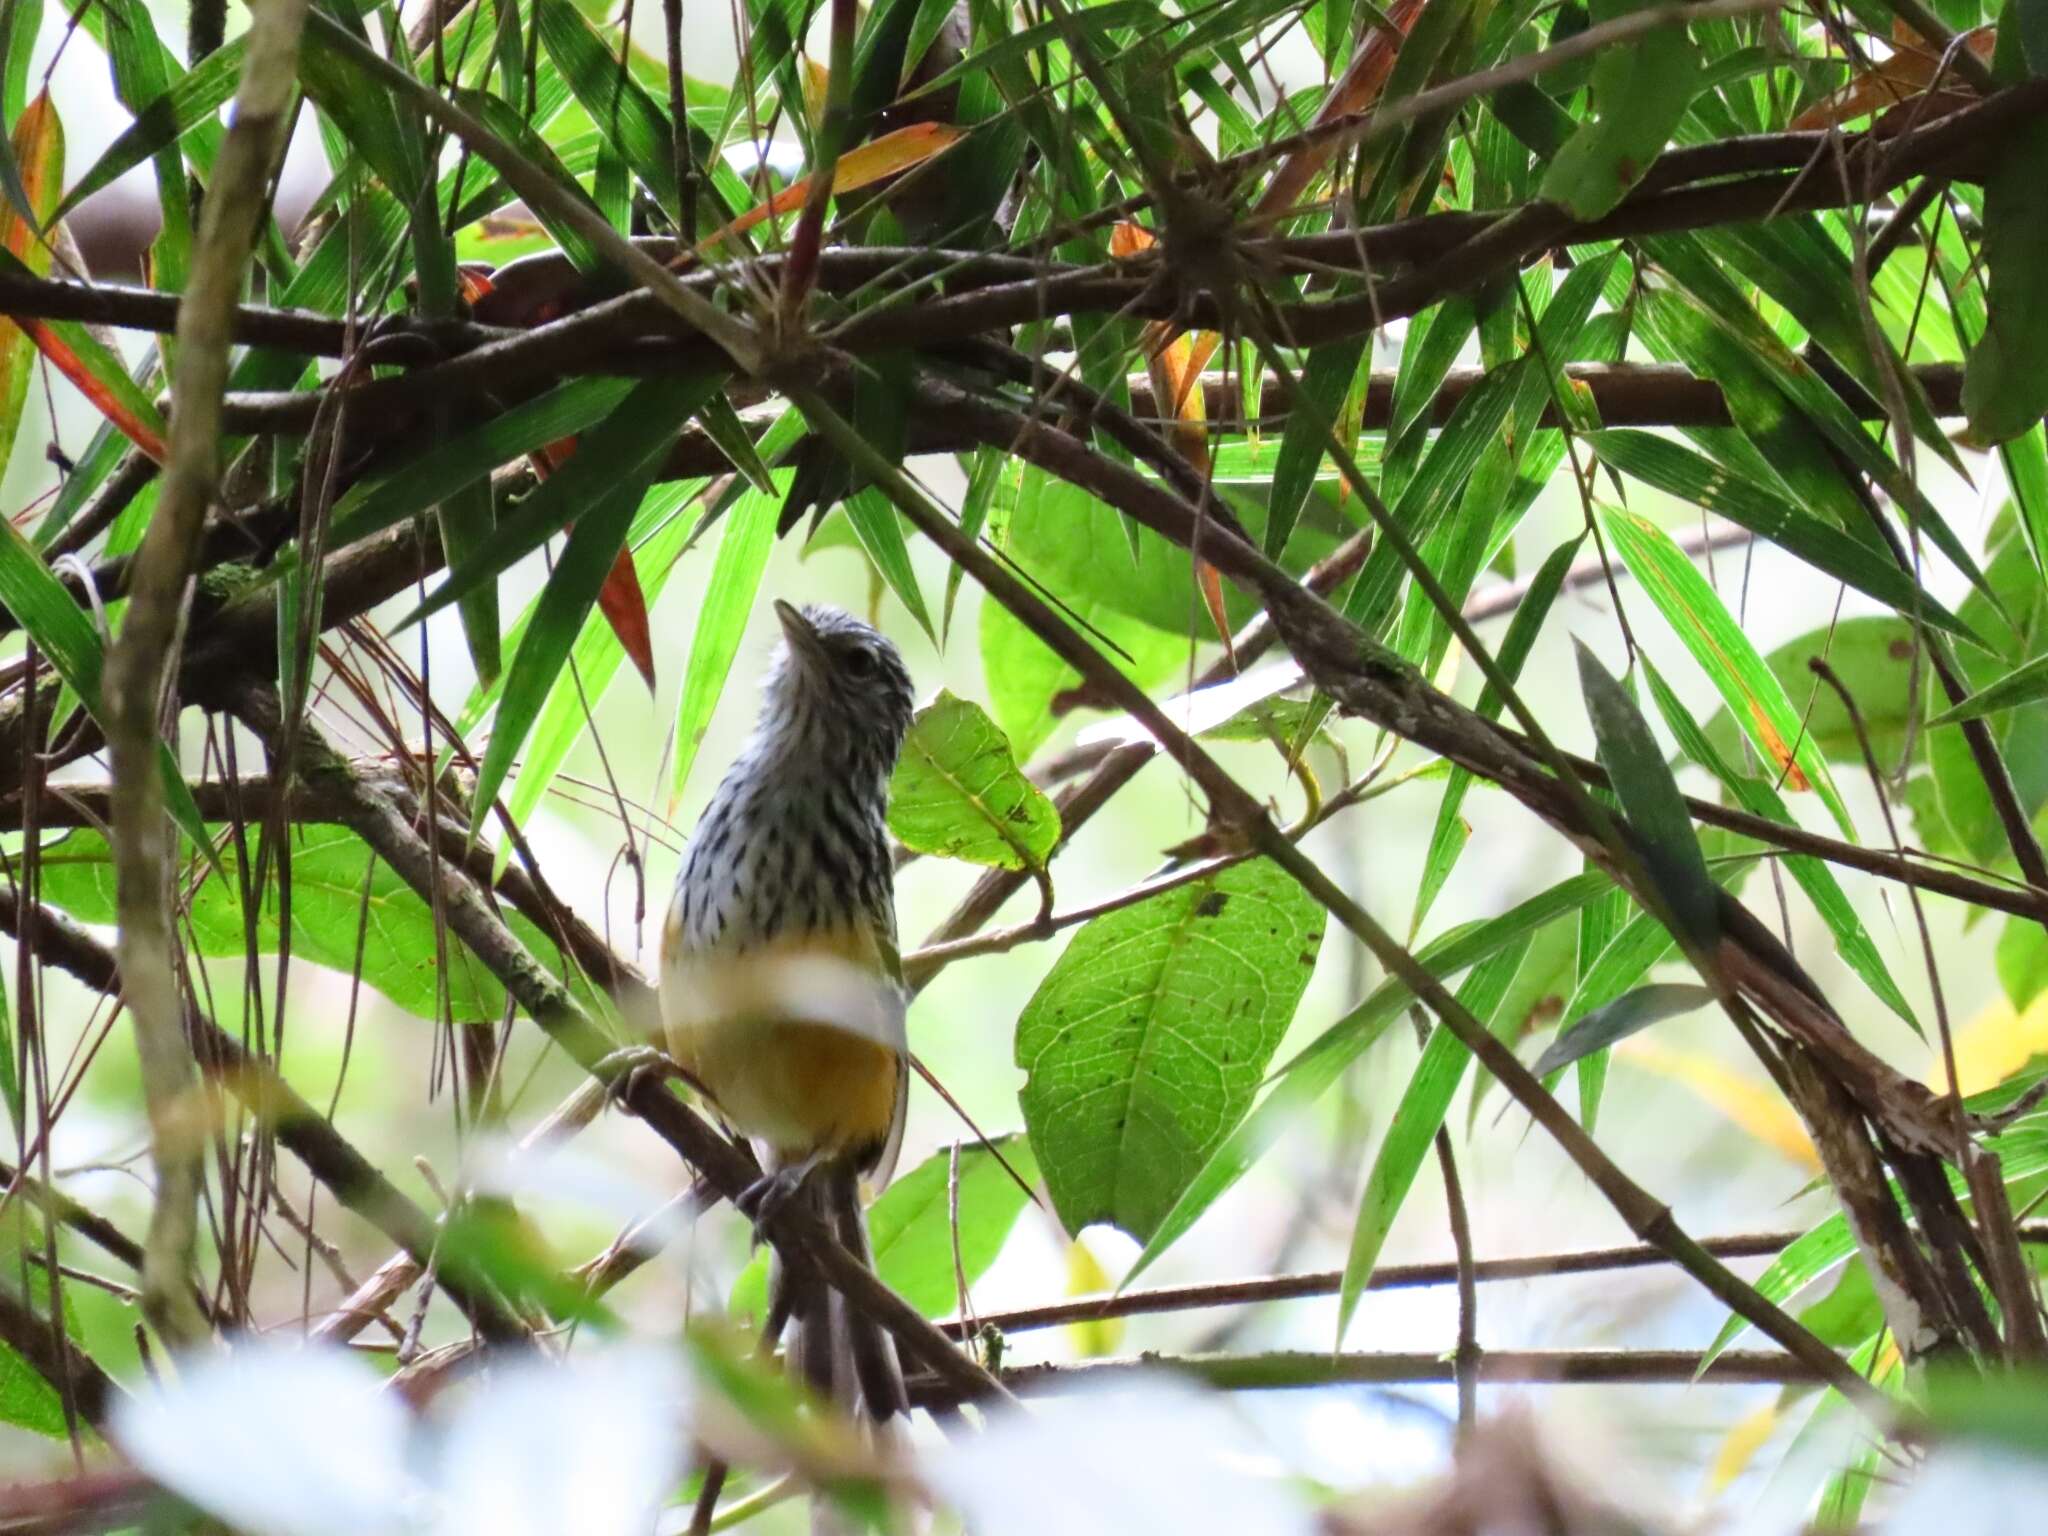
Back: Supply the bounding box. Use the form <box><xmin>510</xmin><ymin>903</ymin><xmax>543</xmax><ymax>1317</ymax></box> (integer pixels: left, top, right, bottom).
<box><xmin>101</xmin><ymin>0</ymin><xmax>307</xmax><ymax>1351</ymax></box>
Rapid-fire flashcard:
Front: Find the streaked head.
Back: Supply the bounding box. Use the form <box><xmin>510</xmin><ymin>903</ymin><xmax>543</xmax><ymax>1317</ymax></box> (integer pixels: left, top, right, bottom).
<box><xmin>762</xmin><ymin>600</ymin><xmax>917</xmax><ymax>765</ymax></box>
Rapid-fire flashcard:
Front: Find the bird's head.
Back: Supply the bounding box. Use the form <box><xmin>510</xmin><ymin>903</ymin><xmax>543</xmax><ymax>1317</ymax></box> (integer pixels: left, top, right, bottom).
<box><xmin>762</xmin><ymin>600</ymin><xmax>918</xmax><ymax>767</ymax></box>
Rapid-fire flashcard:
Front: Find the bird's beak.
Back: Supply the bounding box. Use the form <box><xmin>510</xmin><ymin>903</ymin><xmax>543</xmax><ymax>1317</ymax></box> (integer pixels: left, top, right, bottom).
<box><xmin>774</xmin><ymin>599</ymin><xmax>825</xmax><ymax>667</ymax></box>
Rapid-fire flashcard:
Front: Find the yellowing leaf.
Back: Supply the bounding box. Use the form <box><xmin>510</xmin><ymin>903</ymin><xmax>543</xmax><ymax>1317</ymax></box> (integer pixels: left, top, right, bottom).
<box><xmin>801</xmin><ymin>57</ymin><xmax>830</xmax><ymax>131</ymax></box>
<box><xmin>1114</xmin><ymin>222</ymin><xmax>1230</xmax><ymax>655</ymax></box>
<box><xmin>1063</xmin><ymin>1237</ymin><xmax>1123</xmax><ymax>1359</ymax></box>
<box><xmin>1935</xmin><ymin>992</ymin><xmax>2048</xmax><ymax>1099</ymax></box>
<box><xmin>0</xmin><ymin>92</ymin><xmax>64</xmax><ymax>480</ymax></box>
<box><xmin>1706</xmin><ymin>1401</ymin><xmax>1777</xmax><ymax>1496</ymax></box>
<box><xmin>1747</xmin><ymin>702</ymin><xmax>1811</xmax><ymax>792</ymax></box>
<box><xmin>695</xmin><ymin>122</ymin><xmax>963</xmax><ymax>254</ymax></box>
<box><xmin>1619</xmin><ymin>1038</ymin><xmax>1819</xmax><ymax>1171</ymax></box>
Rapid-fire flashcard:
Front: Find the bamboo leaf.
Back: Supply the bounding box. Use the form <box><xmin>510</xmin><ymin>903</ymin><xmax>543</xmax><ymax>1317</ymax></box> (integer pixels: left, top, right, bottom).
<box><xmin>503</xmin><ymin>480</ymin><xmax>707</xmax><ymax>839</ymax></box>
<box><xmin>329</xmin><ymin>377</ymin><xmax>637</xmax><ymax>548</ymax></box>
<box><xmin>472</xmin><ymin>466</ymin><xmax>673</xmax><ymax>828</ymax></box>
<box><xmin>1414</xmin><ymin>534</ymin><xmax>1581</xmax><ymax>933</ymax></box>
<box><xmin>1335</xmin><ymin>935</ymin><xmax>1530</xmax><ymax>1341</ymax></box>
<box><xmin>0</xmin><ymin>91</ymin><xmax>64</xmax><ymax>484</ymax></box>
<box><xmin>1588</xmin><ymin>428</ymin><xmax>1976</xmax><ymax>643</ymax></box>
<box><xmin>1538</xmin><ymin>0</ymin><xmax>1698</xmax><ymax>218</ymax></box>
<box><xmin>1598</xmin><ymin>500</ymin><xmax>1853</xmax><ymax>837</ymax></box>
<box><xmin>1929</xmin><ymin>653</ymin><xmax>2048</xmax><ymax>727</ymax></box>
<box><xmin>0</xmin><ymin>514</ymin><xmax>208</xmax><ymax>860</ymax></box>
<box><xmin>1574</xmin><ymin>640</ymin><xmax>1719</xmax><ymax>951</ymax></box>
<box><xmin>888</xmin><ymin>691</ymin><xmax>1061</xmax><ymax>871</ymax></box>
<box><xmin>535</xmin><ymin>0</ymin><xmax>685</xmax><ymax>213</ymax></box>
<box><xmin>696</xmin><ymin>122</ymin><xmax>964</xmax><ymax>252</ymax></box>
<box><xmin>1643</xmin><ymin>658</ymin><xmax>1917</xmax><ymax>1031</ymax></box>
<box><xmin>1018</xmin><ymin>859</ymin><xmax>1325</xmax><ymax>1243</ymax></box>
<box><xmin>1532</xmin><ymin>983</ymin><xmax>1713</xmax><ymax>1077</ymax></box>
<box><xmin>401</xmin><ymin>373</ymin><xmax>717</xmax><ymax>629</ymax></box>
<box><xmin>670</xmin><ymin>473</ymin><xmax>785</xmax><ymax>807</ymax></box>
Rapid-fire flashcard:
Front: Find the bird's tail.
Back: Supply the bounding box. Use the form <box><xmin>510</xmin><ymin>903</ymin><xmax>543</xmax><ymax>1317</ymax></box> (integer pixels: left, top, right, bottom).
<box><xmin>770</xmin><ymin>1162</ymin><xmax>908</xmax><ymax>1425</ymax></box>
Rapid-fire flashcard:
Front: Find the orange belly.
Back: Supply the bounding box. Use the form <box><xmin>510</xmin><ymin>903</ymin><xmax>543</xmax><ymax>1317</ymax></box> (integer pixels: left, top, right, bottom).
<box><xmin>672</xmin><ymin>1015</ymin><xmax>900</xmax><ymax>1166</ymax></box>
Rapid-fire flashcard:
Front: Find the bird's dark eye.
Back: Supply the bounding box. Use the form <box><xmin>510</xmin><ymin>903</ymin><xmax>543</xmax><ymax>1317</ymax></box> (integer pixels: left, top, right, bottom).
<box><xmin>842</xmin><ymin>645</ymin><xmax>880</xmax><ymax>678</ymax></box>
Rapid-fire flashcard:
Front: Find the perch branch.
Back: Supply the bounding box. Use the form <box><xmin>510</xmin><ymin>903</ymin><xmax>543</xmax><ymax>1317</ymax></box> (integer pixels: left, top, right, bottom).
<box><xmin>228</xmin><ymin>685</ymin><xmax>1008</xmax><ymax>1407</ymax></box>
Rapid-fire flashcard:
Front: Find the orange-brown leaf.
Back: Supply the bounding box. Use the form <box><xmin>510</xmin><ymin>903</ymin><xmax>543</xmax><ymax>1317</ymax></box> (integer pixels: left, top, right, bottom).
<box><xmin>0</xmin><ymin>93</ymin><xmax>65</xmax><ymax>477</ymax></box>
<box><xmin>21</xmin><ymin>319</ymin><xmax>167</xmax><ymax>462</ymax></box>
<box><xmin>524</xmin><ymin>434</ymin><xmax>654</xmax><ymax>689</ymax></box>
<box><xmin>696</xmin><ymin>122</ymin><xmax>964</xmax><ymax>254</ymax></box>
<box><xmin>0</xmin><ymin>92</ymin><xmax>62</xmax><ymax>262</ymax></box>
<box><xmin>1116</xmin><ymin>228</ymin><xmax>1229</xmax><ymax>655</ymax></box>
<box><xmin>1749</xmin><ymin>701</ymin><xmax>1812</xmax><ymax>792</ymax></box>
<box><xmin>1790</xmin><ymin>25</ymin><xmax>1993</xmax><ymax>131</ymax></box>
<box><xmin>597</xmin><ymin>544</ymin><xmax>657</xmax><ymax>692</ymax></box>
<box><xmin>1254</xmin><ymin>0</ymin><xmax>1428</xmax><ymax>221</ymax></box>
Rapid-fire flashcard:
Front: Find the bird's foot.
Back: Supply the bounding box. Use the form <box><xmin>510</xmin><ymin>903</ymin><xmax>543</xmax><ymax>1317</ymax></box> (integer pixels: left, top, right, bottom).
<box><xmin>594</xmin><ymin>1046</ymin><xmax>686</xmax><ymax>1109</ymax></box>
<box><xmin>735</xmin><ymin>1153</ymin><xmax>826</xmax><ymax>1234</ymax></box>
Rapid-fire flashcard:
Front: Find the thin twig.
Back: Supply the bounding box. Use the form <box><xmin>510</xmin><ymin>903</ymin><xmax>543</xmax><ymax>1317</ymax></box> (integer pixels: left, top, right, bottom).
<box><xmin>906</xmin><ymin>1347</ymin><xmax>1830</xmax><ymax>1408</ymax></box>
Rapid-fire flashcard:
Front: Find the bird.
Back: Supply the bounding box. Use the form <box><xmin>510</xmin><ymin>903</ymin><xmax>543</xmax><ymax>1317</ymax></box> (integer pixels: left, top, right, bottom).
<box><xmin>660</xmin><ymin>598</ymin><xmax>918</xmax><ymax>1426</ymax></box>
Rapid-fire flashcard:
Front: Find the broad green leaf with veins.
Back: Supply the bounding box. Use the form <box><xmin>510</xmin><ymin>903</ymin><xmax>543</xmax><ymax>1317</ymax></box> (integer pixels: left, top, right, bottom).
<box><xmin>1016</xmin><ymin>858</ymin><xmax>1326</xmax><ymax>1242</ymax></box>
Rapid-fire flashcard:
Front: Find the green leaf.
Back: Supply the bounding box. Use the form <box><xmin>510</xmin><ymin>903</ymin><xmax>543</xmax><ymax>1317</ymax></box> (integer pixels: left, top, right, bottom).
<box><xmin>49</xmin><ymin>22</ymin><xmax>237</xmax><ymax>223</ymax></box>
<box><xmin>693</xmin><ymin>394</ymin><xmax>776</xmax><ymax>494</ymax></box>
<box><xmin>1928</xmin><ymin>653</ymin><xmax>2048</xmax><ymax>728</ymax></box>
<box><xmin>1266</xmin><ymin>336</ymin><xmax>1365</xmax><ymax>559</ymax></box>
<box><xmin>1538</xmin><ymin>0</ymin><xmax>1698</xmax><ymax>218</ymax></box>
<box><xmin>37</xmin><ymin>826</ymin><xmax>585</xmax><ymax>1024</ymax></box>
<box><xmin>1414</xmin><ymin>534</ymin><xmax>1582</xmax><ymax>933</ymax></box>
<box><xmin>1128</xmin><ymin>869</ymin><xmax>1616</xmax><ymax>1282</ymax></box>
<box><xmin>1702</xmin><ymin>618</ymin><xmax>1922</xmax><ymax>769</ymax></box>
<box><xmin>888</xmin><ymin>691</ymin><xmax>1060</xmax><ymax>870</ymax></box>
<box><xmin>1532</xmin><ymin>982</ymin><xmax>1713</xmax><ymax>1077</ymax></box>
<box><xmin>450</xmin><ymin>87</ymin><xmax>609</xmax><ymax>275</ymax></box>
<box><xmin>0</xmin><ymin>514</ymin><xmax>209</xmax><ymax>862</ymax></box>
<box><xmin>502</xmin><ymin>481</ymin><xmax>707</xmax><ymax>837</ymax></box>
<box><xmin>328</xmin><ymin>377</ymin><xmax>636</xmax><ymax>547</ymax></box>
<box><xmin>402</xmin><ymin>373</ymin><xmax>717</xmax><ymax>630</ymax></box>
<box><xmin>670</xmin><ymin>472</ymin><xmax>785</xmax><ymax>806</ymax></box>
<box><xmin>1336</xmin><ymin>935</ymin><xmax>1530</xmax><ymax>1339</ymax></box>
<box><xmin>978</xmin><ymin>591</ymin><xmax>1184</xmax><ymax>762</ymax></box>
<box><xmin>1638</xmin><ymin>233</ymin><xmax>1987</xmax><ymax>598</ymax></box>
<box><xmin>1574</xmin><ymin>641</ymin><xmax>1719</xmax><ymax>951</ymax></box>
<box><xmin>844</xmin><ymin>489</ymin><xmax>935</xmax><ymax>641</ymax></box>
<box><xmin>536</xmin><ymin>0</ymin><xmax>683</xmax><ymax>213</ymax></box>
<box><xmin>1588</xmin><ymin>429</ymin><xmax>1976</xmax><ymax>642</ymax></box>
<box><xmin>471</xmin><ymin>463</ymin><xmax>673</xmax><ymax>830</ymax></box>
<box><xmin>1962</xmin><ymin>117</ymin><xmax>2048</xmax><ymax>443</ymax></box>
<box><xmin>1017</xmin><ymin>858</ymin><xmax>1326</xmax><ymax>1243</ymax></box>
<box><xmin>906</xmin><ymin>2</ymin><xmax>1162</xmax><ymax>100</ymax></box>
<box><xmin>866</xmin><ymin>1135</ymin><xmax>1039</xmax><ymax>1317</ymax></box>
<box><xmin>1599</xmin><ymin>500</ymin><xmax>1852</xmax><ymax>838</ymax></box>
<box><xmin>1643</xmin><ymin>658</ymin><xmax>1917</xmax><ymax>1031</ymax></box>
<box><xmin>1997</xmin><ymin>914</ymin><xmax>2048</xmax><ymax>1014</ymax></box>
